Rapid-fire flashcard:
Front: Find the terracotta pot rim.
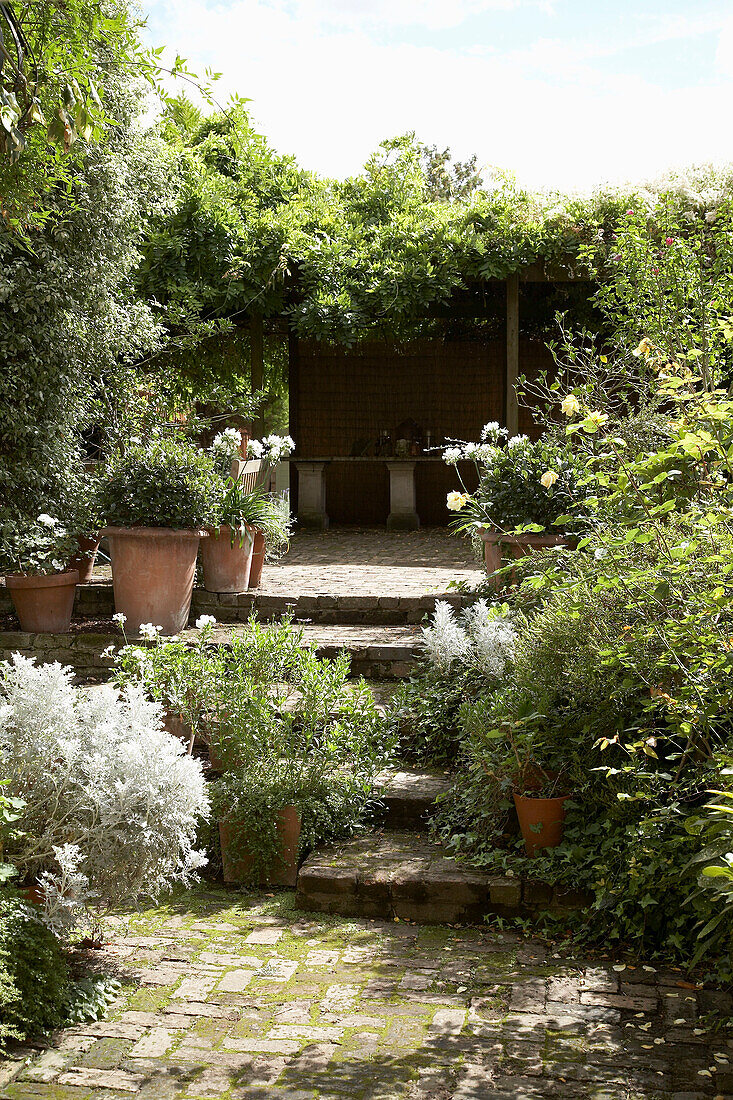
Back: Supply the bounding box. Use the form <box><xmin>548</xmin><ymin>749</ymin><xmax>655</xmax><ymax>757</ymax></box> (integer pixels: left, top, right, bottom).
<box><xmin>5</xmin><ymin>570</ymin><xmax>79</xmax><ymax>589</ymax></box>
<box><xmin>205</xmin><ymin>523</ymin><xmax>256</xmax><ymax>537</ymax></box>
<box><xmin>481</xmin><ymin>530</ymin><xmax>570</xmax><ymax>546</ymax></box>
<box><xmin>103</xmin><ymin>526</ymin><xmax>206</xmax><ymax>539</ymax></box>
<box><xmin>513</xmin><ymin>790</ymin><xmax>571</xmax><ymax>803</ymax></box>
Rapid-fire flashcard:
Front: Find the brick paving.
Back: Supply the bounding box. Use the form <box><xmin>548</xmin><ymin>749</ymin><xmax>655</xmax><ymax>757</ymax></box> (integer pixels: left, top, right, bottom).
<box><xmin>4</xmin><ymin>887</ymin><xmax>733</xmax><ymax>1100</ymax></box>
<box><xmin>43</xmin><ymin>527</ymin><xmax>483</xmax><ymax>600</ymax></box>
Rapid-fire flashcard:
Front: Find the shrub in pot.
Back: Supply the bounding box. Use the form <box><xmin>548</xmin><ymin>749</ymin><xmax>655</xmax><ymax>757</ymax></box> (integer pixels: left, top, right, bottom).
<box><xmin>201</xmin><ymin>482</ymin><xmax>290</xmax><ymax>594</ymax></box>
<box><xmin>444</xmin><ymin>424</ymin><xmax>584</xmax><ymax>586</ymax></box>
<box><xmin>0</xmin><ymin>514</ymin><xmax>80</xmax><ymax>633</ymax></box>
<box><xmin>200</xmin><ymin>619</ymin><xmax>395</xmax><ymax>881</ymax></box>
<box><xmin>99</xmin><ymin>436</ymin><xmax>221</xmax><ymax>635</ymax></box>
<box><xmin>213</xmin><ymin>433</ymin><xmax>295</xmax><ymax>590</ymax></box>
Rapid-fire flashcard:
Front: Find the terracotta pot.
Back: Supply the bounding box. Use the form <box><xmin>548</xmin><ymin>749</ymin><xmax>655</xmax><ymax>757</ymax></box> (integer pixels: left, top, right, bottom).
<box><xmin>248</xmin><ymin>528</ymin><xmax>266</xmax><ymax>588</ymax></box>
<box><xmin>481</xmin><ymin>531</ymin><xmax>573</xmax><ymax>590</ymax></box>
<box><xmin>219</xmin><ymin>805</ymin><xmax>301</xmax><ymax>886</ymax></box>
<box><xmin>162</xmin><ymin>710</ymin><xmax>195</xmax><ymax>754</ymax></box>
<box><xmin>200</xmin><ymin>524</ymin><xmax>254</xmax><ymax>593</ymax></box>
<box><xmin>68</xmin><ymin>534</ymin><xmax>100</xmax><ymax>584</ymax></box>
<box><xmin>513</xmin><ymin>791</ymin><xmax>569</xmax><ymax>858</ymax></box>
<box><xmin>104</xmin><ymin>527</ymin><xmax>203</xmax><ymax>636</ymax></box>
<box><xmin>5</xmin><ymin>571</ymin><xmax>79</xmax><ymax>633</ymax></box>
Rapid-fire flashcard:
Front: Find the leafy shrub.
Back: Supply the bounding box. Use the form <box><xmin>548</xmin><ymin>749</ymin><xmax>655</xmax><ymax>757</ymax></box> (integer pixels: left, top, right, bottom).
<box><xmin>0</xmin><ymin>656</ymin><xmax>211</xmax><ymax>930</ymax></box>
<box><xmin>100</xmin><ymin>436</ymin><xmax>221</xmax><ymax>529</ymax></box>
<box><xmin>444</xmin><ymin>423</ymin><xmax>585</xmax><ymax>534</ymax></box>
<box><xmin>0</xmin><ymin>893</ymin><xmax>70</xmax><ymax>1048</ymax></box>
<box><xmin>389</xmin><ymin>600</ymin><xmax>516</xmax><ymax>765</ymax></box>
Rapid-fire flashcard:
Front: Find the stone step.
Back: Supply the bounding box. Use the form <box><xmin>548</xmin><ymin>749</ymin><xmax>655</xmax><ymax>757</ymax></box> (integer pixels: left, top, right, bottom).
<box><xmin>1</xmin><ymin>582</ymin><xmax>468</xmax><ymax>626</ymax></box>
<box><xmin>376</xmin><ymin>768</ymin><xmax>451</xmax><ymax>830</ymax></box>
<box><xmin>0</xmin><ymin>622</ymin><xmax>424</xmax><ymax>681</ymax></box>
<box><xmin>295</xmin><ymin>831</ymin><xmax>589</xmax><ymax>925</ymax></box>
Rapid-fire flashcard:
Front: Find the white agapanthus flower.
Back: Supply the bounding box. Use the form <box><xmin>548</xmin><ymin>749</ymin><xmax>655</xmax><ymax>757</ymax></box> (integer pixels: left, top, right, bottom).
<box><xmin>480</xmin><ymin>422</ymin><xmax>506</xmax><ymax>444</ymax></box>
<box><xmin>442</xmin><ymin>447</ymin><xmax>463</xmax><ymax>466</ymax></box>
<box><xmin>247</xmin><ymin>438</ymin><xmax>264</xmax><ymax>459</ymax></box>
<box><xmin>195</xmin><ymin>615</ymin><xmax>217</xmax><ymax>630</ymax></box>
<box><xmin>262</xmin><ymin>434</ymin><xmax>296</xmax><ymax>462</ymax></box>
<box><xmin>112</xmin><ymin>612</ymin><xmax>127</xmax><ymax>625</ymax></box>
<box><xmin>211</xmin><ymin>427</ymin><xmax>242</xmax><ymax>459</ymax></box>
<box><xmin>507</xmin><ymin>434</ymin><xmax>530</xmax><ymax>450</ymax></box>
<box><xmin>37</xmin><ymin>514</ymin><xmax>58</xmax><ymax>527</ymax></box>
<box><xmin>139</xmin><ymin>623</ymin><xmax>162</xmax><ymax>640</ymax></box>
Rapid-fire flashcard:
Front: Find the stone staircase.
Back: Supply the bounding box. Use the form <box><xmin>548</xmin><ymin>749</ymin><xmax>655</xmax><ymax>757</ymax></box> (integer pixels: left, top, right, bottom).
<box><xmin>296</xmin><ymin>768</ymin><xmax>589</xmax><ymax>925</ymax></box>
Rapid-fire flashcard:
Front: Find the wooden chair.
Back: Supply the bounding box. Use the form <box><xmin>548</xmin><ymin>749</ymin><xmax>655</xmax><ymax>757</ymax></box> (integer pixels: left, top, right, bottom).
<box><xmin>230</xmin><ymin>457</ymin><xmax>267</xmax><ymax>492</ymax></box>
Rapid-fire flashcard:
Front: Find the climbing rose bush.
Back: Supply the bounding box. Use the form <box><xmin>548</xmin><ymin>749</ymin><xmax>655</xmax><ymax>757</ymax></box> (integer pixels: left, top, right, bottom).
<box><xmin>0</xmin><ymin>656</ymin><xmax>210</xmax><ymax>929</ymax></box>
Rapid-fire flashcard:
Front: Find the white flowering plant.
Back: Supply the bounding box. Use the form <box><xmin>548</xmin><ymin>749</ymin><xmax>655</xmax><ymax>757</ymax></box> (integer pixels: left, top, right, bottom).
<box><xmin>0</xmin><ymin>655</ymin><xmax>211</xmax><ymax>931</ymax></box>
<box><xmin>246</xmin><ymin>434</ymin><xmax>295</xmax><ymax>465</ymax></box>
<box><xmin>443</xmin><ymin>424</ymin><xmax>585</xmax><ymax>535</ymax></box>
<box><xmin>112</xmin><ymin>615</ymin><xmax>223</xmax><ymax>741</ymax></box>
<box><xmin>0</xmin><ymin>514</ymin><xmax>80</xmax><ymax>576</ymax></box>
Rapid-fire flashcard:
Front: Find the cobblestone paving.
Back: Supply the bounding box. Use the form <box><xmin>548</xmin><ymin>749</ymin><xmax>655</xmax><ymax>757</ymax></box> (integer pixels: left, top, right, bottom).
<box><xmin>87</xmin><ymin>528</ymin><xmax>483</xmax><ymax>599</ymax></box>
<box><xmin>4</xmin><ymin>888</ymin><xmax>733</xmax><ymax>1100</ymax></box>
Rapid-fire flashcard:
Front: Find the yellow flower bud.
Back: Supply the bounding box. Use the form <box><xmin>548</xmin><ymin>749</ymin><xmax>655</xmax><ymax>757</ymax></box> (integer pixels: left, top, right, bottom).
<box><xmin>560</xmin><ymin>394</ymin><xmax>581</xmax><ymax>418</ymax></box>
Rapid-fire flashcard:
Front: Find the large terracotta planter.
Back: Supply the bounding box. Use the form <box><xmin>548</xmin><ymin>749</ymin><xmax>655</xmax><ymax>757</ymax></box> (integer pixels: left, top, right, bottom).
<box><xmin>513</xmin><ymin>791</ymin><xmax>569</xmax><ymax>858</ymax></box>
<box><xmin>248</xmin><ymin>529</ymin><xmax>266</xmax><ymax>589</ymax></box>
<box><xmin>482</xmin><ymin>531</ymin><xmax>572</xmax><ymax>589</ymax></box>
<box><xmin>219</xmin><ymin>805</ymin><xmax>301</xmax><ymax>886</ymax></box>
<box><xmin>5</xmin><ymin>571</ymin><xmax>79</xmax><ymax>633</ymax></box>
<box><xmin>162</xmin><ymin>709</ymin><xmax>195</xmax><ymax>754</ymax></box>
<box><xmin>200</xmin><ymin>524</ymin><xmax>254</xmax><ymax>593</ymax></box>
<box><xmin>68</xmin><ymin>534</ymin><xmax>100</xmax><ymax>584</ymax></box>
<box><xmin>104</xmin><ymin>527</ymin><xmax>204</xmax><ymax>636</ymax></box>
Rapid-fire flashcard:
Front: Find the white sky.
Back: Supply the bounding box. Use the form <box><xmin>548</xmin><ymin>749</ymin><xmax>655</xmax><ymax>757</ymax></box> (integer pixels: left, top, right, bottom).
<box><xmin>142</xmin><ymin>0</ymin><xmax>733</xmax><ymax>192</ymax></box>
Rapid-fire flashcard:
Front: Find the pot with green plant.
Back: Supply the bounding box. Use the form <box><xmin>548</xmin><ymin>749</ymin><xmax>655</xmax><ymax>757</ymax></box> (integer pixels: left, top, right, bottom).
<box><xmin>201</xmin><ymin>483</ymin><xmax>290</xmax><ymax>594</ymax></box>
<box><xmin>483</xmin><ymin>707</ymin><xmax>571</xmax><ymax>858</ymax></box>
<box><xmin>67</xmin><ymin>467</ymin><xmax>104</xmax><ymax>584</ymax></box>
<box><xmin>444</xmin><ymin>424</ymin><xmax>584</xmax><ymax>587</ymax></box>
<box><xmin>99</xmin><ymin>437</ymin><xmax>220</xmax><ymax>635</ymax></box>
<box><xmin>1</xmin><ymin>514</ymin><xmax>80</xmax><ymax>633</ymax></box>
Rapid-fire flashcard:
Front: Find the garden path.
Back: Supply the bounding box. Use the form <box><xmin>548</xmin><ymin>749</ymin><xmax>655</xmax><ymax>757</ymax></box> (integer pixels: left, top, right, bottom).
<box><xmin>4</xmin><ymin>887</ymin><xmax>732</xmax><ymax>1100</ymax></box>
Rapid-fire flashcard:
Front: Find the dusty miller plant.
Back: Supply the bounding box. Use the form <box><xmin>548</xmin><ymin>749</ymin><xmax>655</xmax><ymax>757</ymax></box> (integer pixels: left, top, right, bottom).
<box><xmin>0</xmin><ymin>655</ymin><xmax>211</xmax><ymax>932</ymax></box>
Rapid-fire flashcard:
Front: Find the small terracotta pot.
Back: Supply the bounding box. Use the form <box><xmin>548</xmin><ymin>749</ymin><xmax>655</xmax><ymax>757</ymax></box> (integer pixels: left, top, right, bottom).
<box><xmin>5</xmin><ymin>571</ymin><xmax>79</xmax><ymax>633</ymax></box>
<box><xmin>104</xmin><ymin>527</ymin><xmax>204</xmax><ymax>636</ymax></box>
<box><xmin>248</xmin><ymin>529</ymin><xmax>266</xmax><ymax>588</ymax></box>
<box><xmin>200</xmin><ymin>524</ymin><xmax>254</xmax><ymax>593</ymax></box>
<box><xmin>482</xmin><ymin>531</ymin><xmax>573</xmax><ymax>590</ymax></box>
<box><xmin>68</xmin><ymin>534</ymin><xmax>101</xmax><ymax>584</ymax></box>
<box><xmin>219</xmin><ymin>805</ymin><xmax>301</xmax><ymax>886</ymax></box>
<box><xmin>513</xmin><ymin>791</ymin><xmax>569</xmax><ymax>858</ymax></box>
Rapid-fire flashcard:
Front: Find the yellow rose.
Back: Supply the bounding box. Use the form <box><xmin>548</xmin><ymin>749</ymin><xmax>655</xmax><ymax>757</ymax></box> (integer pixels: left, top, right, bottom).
<box><xmin>540</xmin><ymin>470</ymin><xmax>559</xmax><ymax>489</ymax></box>
<box><xmin>560</xmin><ymin>394</ymin><xmax>581</xmax><ymax>418</ymax></box>
<box><xmin>633</xmin><ymin>337</ymin><xmax>653</xmax><ymax>358</ymax></box>
<box><xmin>446</xmin><ymin>491</ymin><xmax>469</xmax><ymax>512</ymax></box>
<box><xmin>587</xmin><ymin>410</ymin><xmax>609</xmax><ymax>427</ymax></box>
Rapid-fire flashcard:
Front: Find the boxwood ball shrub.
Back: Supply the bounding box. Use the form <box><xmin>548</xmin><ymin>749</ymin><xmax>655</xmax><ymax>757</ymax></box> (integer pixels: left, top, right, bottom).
<box><xmin>99</xmin><ymin>435</ymin><xmax>222</xmax><ymax>530</ymax></box>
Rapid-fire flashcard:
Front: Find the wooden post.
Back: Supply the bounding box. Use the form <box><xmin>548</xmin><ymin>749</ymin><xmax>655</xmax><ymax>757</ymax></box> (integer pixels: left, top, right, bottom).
<box><xmin>506</xmin><ymin>273</ymin><xmax>519</xmax><ymax>436</ymax></box>
<box><xmin>250</xmin><ymin>314</ymin><xmax>264</xmax><ymax>438</ymax></box>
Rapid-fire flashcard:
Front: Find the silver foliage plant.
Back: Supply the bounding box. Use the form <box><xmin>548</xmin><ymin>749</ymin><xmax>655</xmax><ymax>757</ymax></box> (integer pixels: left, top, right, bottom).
<box><xmin>0</xmin><ymin>655</ymin><xmax>210</xmax><ymax>931</ymax></box>
<box><xmin>422</xmin><ymin>600</ymin><xmax>516</xmax><ymax>677</ymax></box>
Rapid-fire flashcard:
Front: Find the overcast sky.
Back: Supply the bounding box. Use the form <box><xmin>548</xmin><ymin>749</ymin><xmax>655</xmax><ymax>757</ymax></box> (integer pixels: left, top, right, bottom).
<box><xmin>141</xmin><ymin>0</ymin><xmax>733</xmax><ymax>192</ymax></box>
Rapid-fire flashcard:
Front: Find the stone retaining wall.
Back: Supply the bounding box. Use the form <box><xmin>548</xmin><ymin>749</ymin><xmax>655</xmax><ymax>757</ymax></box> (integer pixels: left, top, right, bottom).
<box><xmin>1</xmin><ymin>585</ymin><xmax>464</xmax><ymax>626</ymax></box>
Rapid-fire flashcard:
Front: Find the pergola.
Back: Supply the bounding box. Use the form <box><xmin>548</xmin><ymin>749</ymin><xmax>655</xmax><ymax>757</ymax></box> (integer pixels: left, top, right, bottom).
<box><xmin>249</xmin><ymin>263</ymin><xmax>589</xmax><ymax>529</ymax></box>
